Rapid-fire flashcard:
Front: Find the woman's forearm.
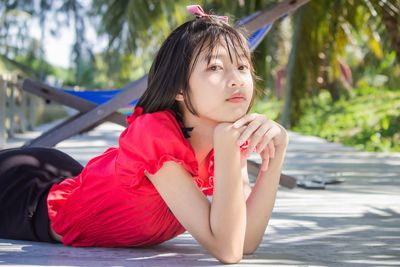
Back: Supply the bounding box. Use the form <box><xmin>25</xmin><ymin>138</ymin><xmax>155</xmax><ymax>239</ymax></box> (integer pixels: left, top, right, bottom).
<box><xmin>243</xmin><ymin>145</ymin><xmax>287</xmax><ymax>253</ymax></box>
<box><xmin>210</xmin><ymin>140</ymin><xmax>247</xmax><ymax>257</ymax></box>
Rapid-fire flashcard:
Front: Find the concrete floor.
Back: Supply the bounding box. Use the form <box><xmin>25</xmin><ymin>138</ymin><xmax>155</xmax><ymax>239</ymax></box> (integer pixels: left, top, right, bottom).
<box><xmin>1</xmin><ymin>121</ymin><xmax>399</xmax><ymax>266</ymax></box>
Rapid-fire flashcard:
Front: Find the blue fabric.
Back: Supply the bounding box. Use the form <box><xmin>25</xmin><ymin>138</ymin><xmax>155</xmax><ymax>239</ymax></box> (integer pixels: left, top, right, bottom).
<box><xmin>63</xmin><ymin>90</ymin><xmax>139</xmax><ymax>106</ymax></box>
<box><xmin>63</xmin><ymin>13</ymin><xmax>276</xmax><ymax>106</ymax></box>
<box><xmin>248</xmin><ymin>23</ymin><xmax>272</xmax><ymax>51</ymax></box>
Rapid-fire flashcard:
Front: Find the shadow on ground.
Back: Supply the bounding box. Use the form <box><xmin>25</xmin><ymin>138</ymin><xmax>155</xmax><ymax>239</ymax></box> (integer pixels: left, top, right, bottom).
<box><xmin>0</xmin><ymin>207</ymin><xmax>399</xmax><ymax>267</ymax></box>
<box><xmin>2</xmin><ymin>124</ymin><xmax>399</xmax><ymax>266</ymax></box>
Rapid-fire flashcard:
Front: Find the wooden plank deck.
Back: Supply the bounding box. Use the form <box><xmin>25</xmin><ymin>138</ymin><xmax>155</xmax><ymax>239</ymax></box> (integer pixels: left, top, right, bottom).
<box><xmin>1</xmin><ymin>121</ymin><xmax>399</xmax><ymax>266</ymax></box>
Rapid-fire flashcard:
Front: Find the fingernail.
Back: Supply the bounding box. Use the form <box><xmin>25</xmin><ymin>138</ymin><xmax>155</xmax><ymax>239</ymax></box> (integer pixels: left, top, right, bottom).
<box><xmin>233</xmin><ymin>123</ymin><xmax>239</xmax><ymax>128</ymax></box>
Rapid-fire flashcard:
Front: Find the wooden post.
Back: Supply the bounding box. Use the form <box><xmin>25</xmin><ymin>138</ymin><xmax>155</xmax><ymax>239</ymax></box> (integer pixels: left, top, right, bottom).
<box><xmin>16</xmin><ymin>79</ymin><xmax>27</xmax><ymax>133</ymax></box>
<box><xmin>26</xmin><ymin>94</ymin><xmax>36</xmax><ymax>130</ymax></box>
<box><xmin>21</xmin><ymin>86</ymin><xmax>29</xmax><ymax>131</ymax></box>
<box><xmin>0</xmin><ymin>76</ymin><xmax>6</xmax><ymax>148</ymax></box>
<box><xmin>8</xmin><ymin>79</ymin><xmax>15</xmax><ymax>138</ymax></box>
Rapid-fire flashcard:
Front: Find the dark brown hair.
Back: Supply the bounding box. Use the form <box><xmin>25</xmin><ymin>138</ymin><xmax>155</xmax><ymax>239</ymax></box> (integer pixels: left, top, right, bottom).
<box><xmin>136</xmin><ymin>15</ymin><xmax>259</xmax><ymax>137</ymax></box>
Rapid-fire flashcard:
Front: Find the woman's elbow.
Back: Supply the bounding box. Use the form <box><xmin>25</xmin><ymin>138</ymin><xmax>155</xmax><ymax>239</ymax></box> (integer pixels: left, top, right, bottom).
<box><xmin>243</xmin><ymin>248</ymin><xmax>256</xmax><ymax>255</ymax></box>
<box><xmin>217</xmin><ymin>253</ymin><xmax>243</xmax><ymax>264</ymax></box>
<box><xmin>213</xmin><ymin>246</ymin><xmax>243</xmax><ymax>264</ymax></box>
<box><xmin>243</xmin><ymin>243</ymin><xmax>259</xmax><ymax>255</ymax></box>
<box><xmin>215</xmin><ymin>246</ymin><xmax>257</xmax><ymax>263</ymax></box>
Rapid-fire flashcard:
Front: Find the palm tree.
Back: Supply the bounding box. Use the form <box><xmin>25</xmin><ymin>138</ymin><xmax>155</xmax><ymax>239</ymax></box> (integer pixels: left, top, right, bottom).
<box><xmin>281</xmin><ymin>0</ymin><xmax>400</xmax><ymax>128</ymax></box>
<box><xmin>0</xmin><ymin>0</ymin><xmax>93</xmax><ymax>84</ymax></box>
<box><xmin>57</xmin><ymin>0</ymin><xmax>93</xmax><ymax>85</ymax></box>
<box><xmin>0</xmin><ymin>3</ymin><xmax>39</xmax><ymax>77</ymax></box>
<box><xmin>90</xmin><ymin>0</ymin><xmax>190</xmax><ymax>79</ymax></box>
<box><xmin>90</xmin><ymin>0</ymin><xmax>282</xmax><ymax>90</ymax></box>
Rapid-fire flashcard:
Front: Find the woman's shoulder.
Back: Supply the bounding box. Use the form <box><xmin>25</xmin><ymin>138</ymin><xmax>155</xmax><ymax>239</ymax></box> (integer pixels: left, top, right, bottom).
<box><xmin>119</xmin><ymin>107</ymin><xmax>192</xmax><ymax>152</ymax></box>
<box><xmin>126</xmin><ymin>107</ymin><xmax>179</xmax><ymax>132</ymax></box>
<box><xmin>116</xmin><ymin>107</ymin><xmax>198</xmax><ymax>185</ymax></box>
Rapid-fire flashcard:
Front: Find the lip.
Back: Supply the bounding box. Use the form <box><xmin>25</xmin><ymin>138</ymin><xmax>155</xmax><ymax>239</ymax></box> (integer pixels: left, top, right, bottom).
<box><xmin>226</xmin><ymin>93</ymin><xmax>246</xmax><ymax>102</ymax></box>
<box><xmin>226</xmin><ymin>97</ymin><xmax>246</xmax><ymax>103</ymax></box>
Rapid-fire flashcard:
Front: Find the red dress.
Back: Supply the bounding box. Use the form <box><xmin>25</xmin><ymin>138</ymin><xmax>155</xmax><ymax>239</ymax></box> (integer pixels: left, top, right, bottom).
<box><xmin>47</xmin><ymin>107</ymin><xmax>248</xmax><ymax>247</ymax></box>
<box><xmin>47</xmin><ymin>107</ymin><xmax>208</xmax><ymax>247</ymax></box>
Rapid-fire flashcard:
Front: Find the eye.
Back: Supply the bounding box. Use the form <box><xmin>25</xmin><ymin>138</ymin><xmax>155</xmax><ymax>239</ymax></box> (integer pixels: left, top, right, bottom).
<box><xmin>238</xmin><ymin>64</ymin><xmax>249</xmax><ymax>71</ymax></box>
<box><xmin>209</xmin><ymin>65</ymin><xmax>223</xmax><ymax>71</ymax></box>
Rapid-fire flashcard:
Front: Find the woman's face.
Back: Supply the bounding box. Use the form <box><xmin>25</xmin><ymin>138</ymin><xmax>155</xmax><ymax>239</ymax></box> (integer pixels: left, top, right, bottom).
<box><xmin>184</xmin><ymin>41</ymin><xmax>254</xmax><ymax>124</ymax></box>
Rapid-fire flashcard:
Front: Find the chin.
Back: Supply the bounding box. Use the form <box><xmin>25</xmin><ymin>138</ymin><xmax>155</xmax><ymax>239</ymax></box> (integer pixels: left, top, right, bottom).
<box><xmin>233</xmin><ymin>106</ymin><xmax>249</xmax><ymax>118</ymax></box>
<box><xmin>204</xmin><ymin>104</ymin><xmax>249</xmax><ymax>123</ymax></box>
<box><xmin>221</xmin><ymin>110</ymin><xmax>248</xmax><ymax>123</ymax></box>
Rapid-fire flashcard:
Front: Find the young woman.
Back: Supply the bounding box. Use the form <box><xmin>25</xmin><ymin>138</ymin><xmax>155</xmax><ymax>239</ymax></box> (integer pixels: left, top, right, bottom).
<box><xmin>0</xmin><ymin>5</ymin><xmax>288</xmax><ymax>264</ymax></box>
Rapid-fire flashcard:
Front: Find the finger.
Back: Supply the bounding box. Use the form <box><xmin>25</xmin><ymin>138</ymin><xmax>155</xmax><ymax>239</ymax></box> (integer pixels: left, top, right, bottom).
<box><xmin>256</xmin><ymin>129</ymin><xmax>273</xmax><ymax>153</ymax></box>
<box><xmin>259</xmin><ymin>143</ymin><xmax>269</xmax><ymax>158</ymax></box>
<box><xmin>245</xmin><ymin>123</ymin><xmax>272</xmax><ymax>155</ymax></box>
<box><xmin>233</xmin><ymin>114</ymin><xmax>258</xmax><ymax>129</ymax></box>
<box><xmin>232</xmin><ymin>124</ymin><xmax>247</xmax><ymax>134</ymax></box>
<box><xmin>261</xmin><ymin>154</ymin><xmax>270</xmax><ymax>171</ymax></box>
<box><xmin>259</xmin><ymin>146</ymin><xmax>270</xmax><ymax>171</ymax></box>
<box><xmin>268</xmin><ymin>141</ymin><xmax>275</xmax><ymax>159</ymax></box>
<box><xmin>236</xmin><ymin>119</ymin><xmax>263</xmax><ymax>146</ymax></box>
<box><xmin>256</xmin><ymin>125</ymin><xmax>280</xmax><ymax>154</ymax></box>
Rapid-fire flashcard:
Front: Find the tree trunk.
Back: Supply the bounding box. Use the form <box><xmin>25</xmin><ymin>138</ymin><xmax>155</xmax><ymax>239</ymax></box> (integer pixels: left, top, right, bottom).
<box><xmin>379</xmin><ymin>4</ymin><xmax>400</xmax><ymax>64</ymax></box>
<box><xmin>281</xmin><ymin>6</ymin><xmax>306</xmax><ymax>128</ymax></box>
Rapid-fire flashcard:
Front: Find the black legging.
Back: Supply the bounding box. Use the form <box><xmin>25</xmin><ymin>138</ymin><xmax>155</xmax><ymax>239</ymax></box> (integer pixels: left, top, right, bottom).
<box><xmin>0</xmin><ymin>147</ymin><xmax>83</xmax><ymax>242</ymax></box>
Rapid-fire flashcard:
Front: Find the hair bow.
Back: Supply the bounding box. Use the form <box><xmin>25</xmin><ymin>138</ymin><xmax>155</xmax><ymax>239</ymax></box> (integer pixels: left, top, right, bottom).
<box><xmin>186</xmin><ymin>5</ymin><xmax>228</xmax><ymax>23</ymax></box>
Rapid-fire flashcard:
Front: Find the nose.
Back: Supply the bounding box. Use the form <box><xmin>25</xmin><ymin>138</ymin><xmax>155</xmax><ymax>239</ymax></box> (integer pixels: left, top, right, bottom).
<box><xmin>228</xmin><ymin>70</ymin><xmax>245</xmax><ymax>88</ymax></box>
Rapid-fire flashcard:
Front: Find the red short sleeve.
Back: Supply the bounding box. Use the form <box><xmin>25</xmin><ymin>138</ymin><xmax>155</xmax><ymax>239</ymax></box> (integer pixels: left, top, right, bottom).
<box><xmin>115</xmin><ymin>108</ymin><xmax>199</xmax><ymax>188</ymax></box>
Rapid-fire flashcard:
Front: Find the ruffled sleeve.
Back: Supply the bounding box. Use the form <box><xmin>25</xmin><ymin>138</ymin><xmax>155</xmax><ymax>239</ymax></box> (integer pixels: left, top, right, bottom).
<box><xmin>115</xmin><ymin>107</ymin><xmax>199</xmax><ymax>188</ymax></box>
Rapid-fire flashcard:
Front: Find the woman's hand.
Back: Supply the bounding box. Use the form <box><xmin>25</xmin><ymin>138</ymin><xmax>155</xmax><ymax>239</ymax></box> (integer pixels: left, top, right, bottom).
<box><xmin>213</xmin><ymin>122</ymin><xmax>247</xmax><ymax>148</ymax></box>
<box><xmin>213</xmin><ymin>123</ymin><xmax>250</xmax><ymax>171</ymax></box>
<box><xmin>233</xmin><ymin>113</ymin><xmax>288</xmax><ymax>171</ymax></box>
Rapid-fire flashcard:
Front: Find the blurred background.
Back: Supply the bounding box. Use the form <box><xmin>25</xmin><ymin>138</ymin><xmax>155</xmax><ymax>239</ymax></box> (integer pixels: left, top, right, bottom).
<box><xmin>0</xmin><ymin>0</ymin><xmax>399</xmax><ymax>152</ymax></box>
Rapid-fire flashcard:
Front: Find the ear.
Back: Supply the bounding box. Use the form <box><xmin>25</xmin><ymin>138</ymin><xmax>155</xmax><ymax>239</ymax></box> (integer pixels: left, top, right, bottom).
<box><xmin>175</xmin><ymin>92</ymin><xmax>184</xmax><ymax>102</ymax></box>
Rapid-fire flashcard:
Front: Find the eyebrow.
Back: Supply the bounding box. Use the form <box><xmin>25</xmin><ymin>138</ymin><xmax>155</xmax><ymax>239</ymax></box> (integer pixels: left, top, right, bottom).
<box><xmin>204</xmin><ymin>53</ymin><xmax>247</xmax><ymax>62</ymax></box>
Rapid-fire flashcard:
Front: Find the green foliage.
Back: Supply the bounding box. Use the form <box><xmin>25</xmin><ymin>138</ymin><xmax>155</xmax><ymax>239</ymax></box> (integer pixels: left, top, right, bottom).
<box><xmin>289</xmin><ymin>87</ymin><xmax>400</xmax><ymax>152</ymax></box>
<box><xmin>281</xmin><ymin>0</ymin><xmax>400</xmax><ymax>128</ymax></box>
<box><xmin>1</xmin><ymin>0</ymin><xmax>399</xmax><ymax>153</ymax></box>
<box><xmin>254</xmin><ymin>87</ymin><xmax>400</xmax><ymax>152</ymax></box>
<box><xmin>35</xmin><ymin>102</ymin><xmax>68</xmax><ymax>125</ymax></box>
<box><xmin>91</xmin><ymin>0</ymin><xmax>190</xmax><ymax>71</ymax></box>
<box><xmin>14</xmin><ymin>51</ymin><xmax>57</xmax><ymax>79</ymax></box>
<box><xmin>251</xmin><ymin>96</ymin><xmax>282</xmax><ymax>122</ymax></box>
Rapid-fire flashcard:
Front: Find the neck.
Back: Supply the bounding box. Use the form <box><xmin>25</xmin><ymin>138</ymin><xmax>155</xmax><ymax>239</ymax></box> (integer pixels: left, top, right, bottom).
<box><xmin>181</xmin><ymin>111</ymin><xmax>216</xmax><ymax>166</ymax></box>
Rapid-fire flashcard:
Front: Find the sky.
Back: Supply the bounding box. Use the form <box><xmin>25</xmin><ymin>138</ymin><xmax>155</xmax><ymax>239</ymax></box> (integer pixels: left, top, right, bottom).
<box><xmin>29</xmin><ymin>10</ymin><xmax>107</xmax><ymax>68</ymax></box>
<box><xmin>30</xmin><ymin>19</ymin><xmax>73</xmax><ymax>68</ymax></box>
